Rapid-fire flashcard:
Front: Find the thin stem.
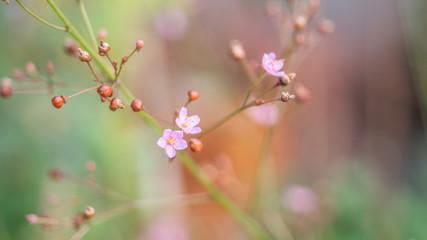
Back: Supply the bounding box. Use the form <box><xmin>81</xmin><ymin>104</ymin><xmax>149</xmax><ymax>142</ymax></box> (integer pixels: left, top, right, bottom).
<box><xmin>256</xmin><ymin>82</ymin><xmax>281</xmax><ymax>100</ymax></box>
<box><xmin>240</xmin><ymin>58</ymin><xmax>258</xmax><ymax>83</ymax></box>
<box><xmin>86</xmin><ymin>62</ymin><xmax>100</xmax><ymax>82</ymax></box>
<box><xmin>77</xmin><ymin>0</ymin><xmax>97</xmax><ymax>49</ymax></box>
<box><xmin>105</xmin><ymin>53</ymin><xmax>117</xmax><ymax>72</ymax></box>
<box><xmin>115</xmin><ymin>48</ymin><xmax>138</xmax><ymax>81</ymax></box>
<box><xmin>143</xmin><ymin>108</ymin><xmax>174</xmax><ymax>127</ymax></box>
<box><xmin>197</xmin><ymin>103</ymin><xmax>254</xmax><ymax>138</ymax></box>
<box><xmin>15</xmin><ymin>0</ymin><xmax>67</xmax><ymax>31</ymax></box>
<box><xmin>243</xmin><ymin>72</ymin><xmax>267</xmax><ymax>106</ymax></box>
<box><xmin>65</xmin><ymin>85</ymin><xmax>98</xmax><ymax>100</ymax></box>
<box><xmin>70</xmin><ymin>224</ymin><xmax>90</xmax><ymax>240</ymax></box>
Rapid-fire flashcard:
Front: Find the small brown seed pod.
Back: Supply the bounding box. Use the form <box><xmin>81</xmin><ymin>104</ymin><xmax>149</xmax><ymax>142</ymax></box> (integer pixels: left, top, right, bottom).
<box><xmin>83</xmin><ymin>206</ymin><xmax>95</xmax><ymax>219</ymax></box>
<box><xmin>98</xmin><ymin>41</ymin><xmax>111</xmax><ymax>56</ymax></box>
<box><xmin>78</xmin><ymin>48</ymin><xmax>92</xmax><ymax>62</ymax></box>
<box><xmin>97</xmin><ymin>85</ymin><xmax>113</xmax><ymax>98</ymax></box>
<box><xmin>131</xmin><ymin>99</ymin><xmax>143</xmax><ymax>112</ymax></box>
<box><xmin>51</xmin><ymin>95</ymin><xmax>66</xmax><ymax>109</ymax></box>
<box><xmin>189</xmin><ymin>138</ymin><xmax>203</xmax><ymax>152</ymax></box>
<box><xmin>109</xmin><ymin>98</ymin><xmax>124</xmax><ymax>111</ymax></box>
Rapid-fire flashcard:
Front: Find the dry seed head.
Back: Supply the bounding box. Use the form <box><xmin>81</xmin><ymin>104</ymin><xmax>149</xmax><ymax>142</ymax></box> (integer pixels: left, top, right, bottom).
<box><xmin>78</xmin><ymin>48</ymin><xmax>92</xmax><ymax>62</ymax></box>
<box><xmin>83</xmin><ymin>206</ymin><xmax>95</xmax><ymax>219</ymax></box>
<box><xmin>280</xmin><ymin>92</ymin><xmax>295</xmax><ymax>102</ymax></box>
<box><xmin>109</xmin><ymin>98</ymin><xmax>124</xmax><ymax>111</ymax></box>
<box><xmin>131</xmin><ymin>98</ymin><xmax>143</xmax><ymax>112</ymax></box>
<box><xmin>229</xmin><ymin>40</ymin><xmax>246</xmax><ymax>61</ymax></box>
<box><xmin>279</xmin><ymin>76</ymin><xmax>291</xmax><ymax>86</ymax></box>
<box><xmin>98</xmin><ymin>41</ymin><xmax>111</xmax><ymax>56</ymax></box>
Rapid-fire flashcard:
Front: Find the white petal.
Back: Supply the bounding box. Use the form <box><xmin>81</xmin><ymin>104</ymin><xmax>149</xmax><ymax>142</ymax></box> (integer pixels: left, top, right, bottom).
<box><xmin>165</xmin><ymin>145</ymin><xmax>176</xmax><ymax>159</ymax></box>
<box><xmin>174</xmin><ymin>139</ymin><xmax>188</xmax><ymax>150</ymax></box>
<box><xmin>157</xmin><ymin>137</ymin><xmax>167</xmax><ymax>148</ymax></box>
<box><xmin>163</xmin><ymin>129</ymin><xmax>172</xmax><ymax>139</ymax></box>
<box><xmin>186</xmin><ymin>127</ymin><xmax>201</xmax><ymax>134</ymax></box>
<box><xmin>186</xmin><ymin>115</ymin><xmax>200</xmax><ymax>127</ymax></box>
<box><xmin>171</xmin><ymin>130</ymin><xmax>184</xmax><ymax>139</ymax></box>
<box><xmin>179</xmin><ymin>107</ymin><xmax>187</xmax><ymax>121</ymax></box>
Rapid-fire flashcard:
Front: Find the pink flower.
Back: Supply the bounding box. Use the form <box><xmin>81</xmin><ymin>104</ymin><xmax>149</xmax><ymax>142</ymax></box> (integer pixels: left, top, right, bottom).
<box><xmin>157</xmin><ymin>129</ymin><xmax>187</xmax><ymax>159</ymax></box>
<box><xmin>262</xmin><ymin>52</ymin><xmax>285</xmax><ymax>77</ymax></box>
<box><xmin>175</xmin><ymin>107</ymin><xmax>201</xmax><ymax>134</ymax></box>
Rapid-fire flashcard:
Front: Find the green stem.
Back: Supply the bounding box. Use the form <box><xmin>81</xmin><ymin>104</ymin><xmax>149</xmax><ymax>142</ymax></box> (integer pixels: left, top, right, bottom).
<box><xmin>77</xmin><ymin>0</ymin><xmax>97</xmax><ymax>48</ymax></box>
<box><xmin>42</xmin><ymin>1</ymin><xmax>272</xmax><ymax>238</ymax></box>
<box><xmin>243</xmin><ymin>72</ymin><xmax>267</xmax><ymax>106</ymax></box>
<box><xmin>15</xmin><ymin>0</ymin><xmax>67</xmax><ymax>31</ymax></box>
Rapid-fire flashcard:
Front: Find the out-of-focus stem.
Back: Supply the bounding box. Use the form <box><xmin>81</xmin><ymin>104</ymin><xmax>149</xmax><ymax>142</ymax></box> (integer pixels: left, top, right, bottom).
<box><xmin>70</xmin><ymin>224</ymin><xmax>90</xmax><ymax>240</ymax></box>
<box><xmin>15</xmin><ymin>0</ymin><xmax>67</xmax><ymax>31</ymax></box>
<box><xmin>243</xmin><ymin>72</ymin><xmax>267</xmax><ymax>106</ymax></box>
<box><xmin>77</xmin><ymin>0</ymin><xmax>97</xmax><ymax>49</ymax></box>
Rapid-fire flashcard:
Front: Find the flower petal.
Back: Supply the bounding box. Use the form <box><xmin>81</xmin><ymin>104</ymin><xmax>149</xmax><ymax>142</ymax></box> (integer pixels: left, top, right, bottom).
<box><xmin>268</xmin><ymin>52</ymin><xmax>276</xmax><ymax>60</ymax></box>
<box><xmin>171</xmin><ymin>130</ymin><xmax>184</xmax><ymax>140</ymax></box>
<box><xmin>165</xmin><ymin>145</ymin><xmax>176</xmax><ymax>159</ymax></box>
<box><xmin>272</xmin><ymin>71</ymin><xmax>285</xmax><ymax>77</ymax></box>
<box><xmin>275</xmin><ymin>60</ymin><xmax>284</xmax><ymax>71</ymax></box>
<box><xmin>175</xmin><ymin>118</ymin><xmax>183</xmax><ymax>128</ymax></box>
<box><xmin>262</xmin><ymin>53</ymin><xmax>269</xmax><ymax>66</ymax></box>
<box><xmin>186</xmin><ymin>115</ymin><xmax>200</xmax><ymax>128</ymax></box>
<box><xmin>179</xmin><ymin>107</ymin><xmax>187</xmax><ymax>121</ymax></box>
<box><xmin>186</xmin><ymin>126</ymin><xmax>201</xmax><ymax>134</ymax></box>
<box><xmin>163</xmin><ymin>129</ymin><xmax>172</xmax><ymax>139</ymax></box>
<box><xmin>174</xmin><ymin>139</ymin><xmax>188</xmax><ymax>150</ymax></box>
<box><xmin>157</xmin><ymin>137</ymin><xmax>167</xmax><ymax>148</ymax></box>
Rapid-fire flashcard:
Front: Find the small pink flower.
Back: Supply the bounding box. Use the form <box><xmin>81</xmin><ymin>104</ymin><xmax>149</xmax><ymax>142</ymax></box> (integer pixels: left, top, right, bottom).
<box><xmin>262</xmin><ymin>52</ymin><xmax>285</xmax><ymax>77</ymax></box>
<box><xmin>175</xmin><ymin>107</ymin><xmax>201</xmax><ymax>134</ymax></box>
<box><xmin>157</xmin><ymin>129</ymin><xmax>187</xmax><ymax>159</ymax></box>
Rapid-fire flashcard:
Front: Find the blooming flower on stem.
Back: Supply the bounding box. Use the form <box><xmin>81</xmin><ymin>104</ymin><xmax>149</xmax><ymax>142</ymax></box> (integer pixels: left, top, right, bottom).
<box><xmin>157</xmin><ymin>129</ymin><xmax>187</xmax><ymax>159</ymax></box>
<box><xmin>262</xmin><ymin>52</ymin><xmax>285</xmax><ymax>77</ymax></box>
<box><xmin>175</xmin><ymin>107</ymin><xmax>202</xmax><ymax>134</ymax></box>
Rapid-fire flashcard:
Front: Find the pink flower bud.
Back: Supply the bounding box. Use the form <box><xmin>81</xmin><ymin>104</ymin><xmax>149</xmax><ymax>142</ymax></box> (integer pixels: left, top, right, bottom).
<box><xmin>46</xmin><ymin>61</ymin><xmax>55</xmax><ymax>75</ymax></box>
<box><xmin>26</xmin><ymin>62</ymin><xmax>37</xmax><ymax>74</ymax></box>
<box><xmin>136</xmin><ymin>40</ymin><xmax>144</xmax><ymax>52</ymax></box>
<box><xmin>12</xmin><ymin>69</ymin><xmax>26</xmax><ymax>82</ymax></box>
<box><xmin>26</xmin><ymin>214</ymin><xmax>39</xmax><ymax>225</ymax></box>
<box><xmin>97</xmin><ymin>29</ymin><xmax>108</xmax><ymax>39</ymax></box>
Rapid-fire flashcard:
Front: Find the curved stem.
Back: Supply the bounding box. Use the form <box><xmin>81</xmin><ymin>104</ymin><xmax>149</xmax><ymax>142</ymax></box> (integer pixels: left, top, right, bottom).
<box><xmin>243</xmin><ymin>72</ymin><xmax>267</xmax><ymax>106</ymax></box>
<box><xmin>15</xmin><ymin>0</ymin><xmax>67</xmax><ymax>31</ymax></box>
<box><xmin>77</xmin><ymin>0</ymin><xmax>97</xmax><ymax>49</ymax></box>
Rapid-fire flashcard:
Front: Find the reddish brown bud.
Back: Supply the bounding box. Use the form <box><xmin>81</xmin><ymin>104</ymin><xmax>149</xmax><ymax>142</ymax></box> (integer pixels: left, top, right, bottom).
<box><xmin>1</xmin><ymin>78</ymin><xmax>12</xmax><ymax>98</ymax></box>
<box><xmin>78</xmin><ymin>48</ymin><xmax>92</xmax><ymax>62</ymax></box>
<box><xmin>136</xmin><ymin>40</ymin><xmax>144</xmax><ymax>52</ymax></box>
<box><xmin>51</xmin><ymin>95</ymin><xmax>66</xmax><ymax>109</ymax></box>
<box><xmin>83</xmin><ymin>206</ymin><xmax>95</xmax><ymax>219</ymax></box>
<box><xmin>46</xmin><ymin>61</ymin><xmax>55</xmax><ymax>75</ymax></box>
<box><xmin>100</xmin><ymin>97</ymin><xmax>107</xmax><ymax>103</ymax></box>
<box><xmin>97</xmin><ymin>85</ymin><xmax>113</xmax><ymax>98</ymax></box>
<box><xmin>97</xmin><ymin>29</ymin><xmax>107</xmax><ymax>39</ymax></box>
<box><xmin>122</xmin><ymin>56</ymin><xmax>128</xmax><ymax>63</ymax></box>
<box><xmin>26</xmin><ymin>214</ymin><xmax>39</xmax><ymax>225</ymax></box>
<box><xmin>3</xmin><ymin>0</ymin><xmax>10</xmax><ymax>5</ymax></box>
<box><xmin>113</xmin><ymin>60</ymin><xmax>118</xmax><ymax>67</ymax></box>
<box><xmin>229</xmin><ymin>40</ymin><xmax>246</xmax><ymax>61</ymax></box>
<box><xmin>174</xmin><ymin>109</ymin><xmax>180</xmax><ymax>117</ymax></box>
<box><xmin>26</xmin><ymin>62</ymin><xmax>37</xmax><ymax>74</ymax></box>
<box><xmin>189</xmin><ymin>138</ymin><xmax>203</xmax><ymax>152</ymax></box>
<box><xmin>12</xmin><ymin>69</ymin><xmax>26</xmax><ymax>82</ymax></box>
<box><xmin>131</xmin><ymin>98</ymin><xmax>143</xmax><ymax>112</ymax></box>
<box><xmin>98</xmin><ymin>41</ymin><xmax>111</xmax><ymax>56</ymax></box>
<box><xmin>255</xmin><ymin>100</ymin><xmax>265</xmax><ymax>106</ymax></box>
<box><xmin>49</xmin><ymin>168</ymin><xmax>64</xmax><ymax>180</ymax></box>
<box><xmin>72</xmin><ymin>213</ymin><xmax>83</xmax><ymax>229</ymax></box>
<box><xmin>318</xmin><ymin>19</ymin><xmax>335</xmax><ymax>34</ymax></box>
<box><xmin>109</xmin><ymin>98</ymin><xmax>124</xmax><ymax>111</ymax></box>
<box><xmin>64</xmin><ymin>38</ymin><xmax>78</xmax><ymax>57</ymax></box>
<box><xmin>188</xmin><ymin>90</ymin><xmax>199</xmax><ymax>101</ymax></box>
<box><xmin>295</xmin><ymin>84</ymin><xmax>311</xmax><ymax>103</ymax></box>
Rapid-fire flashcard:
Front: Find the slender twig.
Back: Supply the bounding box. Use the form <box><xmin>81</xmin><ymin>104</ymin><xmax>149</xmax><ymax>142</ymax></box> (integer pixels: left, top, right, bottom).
<box><xmin>15</xmin><ymin>0</ymin><xmax>67</xmax><ymax>31</ymax></box>
<box><xmin>77</xmin><ymin>0</ymin><xmax>97</xmax><ymax>48</ymax></box>
<box><xmin>115</xmin><ymin>48</ymin><xmax>138</xmax><ymax>81</ymax></box>
<box><xmin>243</xmin><ymin>72</ymin><xmax>267</xmax><ymax>106</ymax></box>
<box><xmin>70</xmin><ymin>224</ymin><xmax>90</xmax><ymax>240</ymax></box>
<box><xmin>65</xmin><ymin>86</ymin><xmax>98</xmax><ymax>100</ymax></box>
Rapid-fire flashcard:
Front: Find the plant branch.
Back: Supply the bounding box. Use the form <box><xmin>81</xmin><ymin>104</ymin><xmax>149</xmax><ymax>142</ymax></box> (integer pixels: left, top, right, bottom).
<box><xmin>77</xmin><ymin>0</ymin><xmax>97</xmax><ymax>49</ymax></box>
<box><xmin>15</xmin><ymin>0</ymin><xmax>67</xmax><ymax>31</ymax></box>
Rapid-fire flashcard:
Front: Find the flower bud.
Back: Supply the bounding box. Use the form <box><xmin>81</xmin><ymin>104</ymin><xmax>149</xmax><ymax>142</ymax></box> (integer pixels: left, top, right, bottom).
<box><xmin>46</xmin><ymin>61</ymin><xmax>55</xmax><ymax>76</ymax></box>
<box><xmin>97</xmin><ymin>85</ymin><xmax>113</xmax><ymax>98</ymax></box>
<box><xmin>318</xmin><ymin>19</ymin><xmax>335</xmax><ymax>34</ymax></box>
<box><xmin>26</xmin><ymin>62</ymin><xmax>37</xmax><ymax>74</ymax></box>
<box><xmin>131</xmin><ymin>98</ymin><xmax>143</xmax><ymax>112</ymax></box>
<box><xmin>294</xmin><ymin>15</ymin><xmax>308</xmax><ymax>30</ymax></box>
<box><xmin>98</xmin><ymin>41</ymin><xmax>111</xmax><ymax>56</ymax></box>
<box><xmin>109</xmin><ymin>98</ymin><xmax>124</xmax><ymax>111</ymax></box>
<box><xmin>279</xmin><ymin>76</ymin><xmax>291</xmax><ymax>86</ymax></box>
<box><xmin>136</xmin><ymin>40</ymin><xmax>144</xmax><ymax>52</ymax></box>
<box><xmin>49</xmin><ymin>168</ymin><xmax>64</xmax><ymax>180</ymax></box>
<box><xmin>3</xmin><ymin>0</ymin><xmax>10</xmax><ymax>5</ymax></box>
<box><xmin>86</xmin><ymin>161</ymin><xmax>96</xmax><ymax>173</ymax></box>
<box><xmin>122</xmin><ymin>56</ymin><xmax>128</xmax><ymax>64</ymax></box>
<box><xmin>100</xmin><ymin>97</ymin><xmax>107</xmax><ymax>103</ymax></box>
<box><xmin>26</xmin><ymin>214</ymin><xmax>39</xmax><ymax>225</ymax></box>
<box><xmin>295</xmin><ymin>84</ymin><xmax>311</xmax><ymax>103</ymax></box>
<box><xmin>97</xmin><ymin>29</ymin><xmax>107</xmax><ymax>39</ymax></box>
<box><xmin>1</xmin><ymin>78</ymin><xmax>12</xmax><ymax>98</ymax></box>
<box><xmin>229</xmin><ymin>40</ymin><xmax>246</xmax><ymax>61</ymax></box>
<box><xmin>78</xmin><ymin>48</ymin><xmax>92</xmax><ymax>62</ymax></box>
<box><xmin>189</xmin><ymin>138</ymin><xmax>203</xmax><ymax>152</ymax></box>
<box><xmin>188</xmin><ymin>90</ymin><xmax>199</xmax><ymax>101</ymax></box>
<box><xmin>12</xmin><ymin>69</ymin><xmax>26</xmax><ymax>82</ymax></box>
<box><xmin>64</xmin><ymin>38</ymin><xmax>78</xmax><ymax>57</ymax></box>
<box><xmin>51</xmin><ymin>95</ymin><xmax>66</xmax><ymax>109</ymax></box>
<box><xmin>280</xmin><ymin>92</ymin><xmax>295</xmax><ymax>102</ymax></box>
<box><xmin>83</xmin><ymin>206</ymin><xmax>95</xmax><ymax>219</ymax></box>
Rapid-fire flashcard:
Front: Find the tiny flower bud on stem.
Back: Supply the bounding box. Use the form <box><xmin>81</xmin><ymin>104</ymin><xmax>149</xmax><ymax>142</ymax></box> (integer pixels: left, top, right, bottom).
<box><xmin>131</xmin><ymin>98</ymin><xmax>143</xmax><ymax>112</ymax></box>
<box><xmin>1</xmin><ymin>78</ymin><xmax>12</xmax><ymax>98</ymax></box>
<box><xmin>109</xmin><ymin>98</ymin><xmax>125</xmax><ymax>111</ymax></box>
<box><xmin>83</xmin><ymin>206</ymin><xmax>95</xmax><ymax>219</ymax></box>
<box><xmin>189</xmin><ymin>138</ymin><xmax>203</xmax><ymax>152</ymax></box>
<box><xmin>188</xmin><ymin>90</ymin><xmax>199</xmax><ymax>101</ymax></box>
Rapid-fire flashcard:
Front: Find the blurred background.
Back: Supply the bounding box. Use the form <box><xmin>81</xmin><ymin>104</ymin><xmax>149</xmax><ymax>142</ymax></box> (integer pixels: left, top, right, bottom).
<box><xmin>1</xmin><ymin>0</ymin><xmax>427</xmax><ymax>239</ymax></box>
